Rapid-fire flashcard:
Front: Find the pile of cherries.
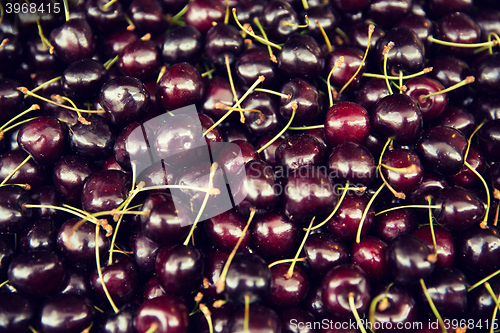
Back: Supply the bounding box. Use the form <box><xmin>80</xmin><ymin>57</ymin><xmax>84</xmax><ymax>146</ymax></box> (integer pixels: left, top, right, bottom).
<box><xmin>2</xmin><ymin>0</ymin><xmax>500</xmax><ymax>332</ymax></box>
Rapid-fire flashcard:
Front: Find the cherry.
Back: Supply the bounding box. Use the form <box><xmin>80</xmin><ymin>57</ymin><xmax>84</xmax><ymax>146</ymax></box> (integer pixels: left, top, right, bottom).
<box><xmin>81</xmin><ymin>170</ymin><xmax>130</xmax><ymax>213</ymax></box>
<box><xmin>355</xmin><ymin>78</ymin><xmax>390</xmax><ymax>113</ymax></box>
<box><xmin>206</xmin><ymin>209</ymin><xmax>251</xmax><ymax>251</ymax></box>
<box><xmin>225</xmin><ymin>252</ymin><xmax>271</xmax><ymax>304</ymax></box>
<box><xmin>251</xmin><ymin>211</ymin><xmax>299</xmax><ymax>259</ymax></box>
<box><xmin>0</xmin><ymin>150</ymin><xmax>45</xmax><ymax>189</ymax></box>
<box><xmin>57</xmin><ymin>267</ymin><xmax>92</xmax><ymax>296</ymax></box>
<box><xmin>433</xmin><ymin>106</ymin><xmax>476</xmax><ymax>136</ymax></box>
<box><xmin>0</xmin><ymin>185</ymin><xmax>33</xmax><ymax>233</ymax></box>
<box><xmin>62</xmin><ymin>59</ymin><xmax>108</xmax><ymax>99</ymax></box>
<box><xmin>450</xmin><ymin>144</ymin><xmax>486</xmax><ymax>188</ymax></box>
<box><xmin>457</xmin><ymin>225</ymin><xmax>500</xmax><ymax>276</ymax></box>
<box><xmin>57</xmin><ymin>217</ymin><xmax>111</xmax><ymax>270</ymax></box>
<box><xmin>128</xmin><ymin>0</ymin><xmax>167</xmax><ymax>34</ymax></box>
<box><xmin>235</xmin><ymin>47</ymin><xmax>278</xmax><ymax>88</ymax></box>
<box><xmin>196</xmin><ymin>302</ymin><xmax>233</xmax><ymax>333</ymax></box>
<box><xmin>242</xmin><ymin>91</ymin><xmax>282</xmax><ymax>137</ymax></box>
<box><xmin>304</xmin><ymin>233</ymin><xmax>349</xmax><ymax>277</ymax></box>
<box><xmin>129</xmin><ymin>228</ymin><xmax>160</xmax><ymax>274</ymax></box>
<box><xmin>0</xmin><ymin>235</ymin><xmax>15</xmax><ymax>278</ymax></box>
<box><xmin>322</xmin><ymin>264</ymin><xmax>371</xmax><ymax>319</ymax></box>
<box><xmin>395</xmin><ymin>14</ymin><xmax>433</xmax><ymax>49</ymax></box>
<box><xmin>325</xmin><ymin>47</ymin><xmax>366</xmax><ymax>92</ymax></box>
<box><xmin>473</xmin><ymin>52</ymin><xmax>500</xmax><ymax>95</ymax></box>
<box><xmin>472</xmin><ymin>8</ymin><xmax>500</xmax><ymax>41</ymax></box>
<box><xmin>387</xmin><ymin>234</ymin><xmax>436</xmax><ymax>284</ymax></box>
<box><xmin>368</xmin><ymin>0</ymin><xmax>412</xmax><ymax>28</ymax></box>
<box><xmin>478</xmin><ymin>119</ymin><xmax>500</xmax><ymax>162</ymax></box>
<box><xmin>374</xmin><ymin>207</ymin><xmax>418</xmax><ymax>242</ymax></box>
<box><xmin>268</xmin><ymin>263</ymin><xmax>309</xmax><ymax>307</ymax></box>
<box><xmin>100</xmin><ymin>304</ymin><xmax>138</xmax><ymax>333</ymax></box>
<box><xmin>261</xmin><ymin>0</ymin><xmax>300</xmax><ymax>43</ymax></box>
<box><xmin>161</xmin><ymin>25</ymin><xmax>202</xmax><ymax>65</ymax></box>
<box><xmin>19</xmin><ymin>218</ymin><xmax>57</xmax><ymax>253</ymax></box>
<box><xmin>381</xmin><ymin>148</ymin><xmax>424</xmax><ymax>194</ymax></box>
<box><xmin>0</xmin><ymin>292</ymin><xmax>34</xmax><ymax>333</ymax></box>
<box><xmin>156</xmin><ymin>62</ymin><xmax>204</xmax><ymax>111</ymax></box>
<box><xmin>303</xmin><ymin>5</ymin><xmax>340</xmax><ymax>40</ymax></box>
<box><xmin>200</xmin><ymin>76</ymin><xmax>240</xmax><ymax>120</ymax></box>
<box><xmin>328</xmin><ymin>142</ymin><xmax>375</xmax><ymax>186</ymax></box>
<box><xmin>351</xmin><ymin>236</ymin><xmax>388</xmax><ymax>283</ymax></box>
<box><xmin>429</xmin><ymin>56</ymin><xmax>472</xmax><ymax>104</ymax></box>
<box><xmin>184</xmin><ymin>0</ymin><xmax>225</xmax><ymax>36</ymax></box>
<box><xmin>85</xmin><ymin>0</ymin><xmax>126</xmax><ymax>32</ymax></box>
<box><xmin>205</xmin><ymin>24</ymin><xmax>243</xmax><ymax>68</ymax></box>
<box><xmin>416</xmin><ymin>126</ymin><xmax>468</xmax><ymax>175</ymax></box>
<box><xmin>229</xmin><ymin>304</ymin><xmax>281</xmax><ymax>333</ymax></box>
<box><xmin>413</xmin><ymin>225</ymin><xmax>455</xmax><ymax>270</ymax></box>
<box><xmin>278</xmin><ymin>33</ymin><xmax>324</xmax><ymax>79</ymax></box>
<box><xmin>50</xmin><ymin>18</ymin><xmax>95</xmax><ymax>65</ymax></box>
<box><xmin>256</xmin><ymin>136</ymin><xmax>282</xmax><ymax>167</ymax></box>
<box><xmin>134</xmin><ymin>294</ymin><xmax>188</xmax><ymax>333</ymax></box>
<box><xmin>52</xmin><ymin>155</ymin><xmax>98</xmax><ymax>204</ymax></box>
<box><xmin>17</xmin><ymin>116</ymin><xmax>67</xmax><ymax>165</ymax></box>
<box><xmin>143</xmin><ymin>275</ymin><xmax>166</xmax><ymax>300</ymax></box>
<box><xmin>433</xmin><ymin>12</ymin><xmax>480</xmax><ymax>59</ymax></box>
<box><xmin>324</xmin><ymin>101</ymin><xmax>371</xmax><ymax>146</ymax></box>
<box><xmin>100</xmin><ymin>76</ymin><xmax>150</xmax><ymax>126</ymax></box>
<box><xmin>280</xmin><ymin>78</ymin><xmax>323</xmax><ymax>126</ymax></box>
<box><xmin>350</xmin><ymin>23</ymin><xmax>386</xmax><ymax>57</ymax></box>
<box><xmin>371</xmin><ymin>94</ymin><xmax>423</xmax><ymax>145</ymax></box>
<box><xmin>275</xmin><ymin>134</ymin><xmax>324</xmax><ymax>170</ymax></box>
<box><xmin>103</xmin><ymin>31</ymin><xmax>139</xmax><ymax>58</ymax></box>
<box><xmin>405</xmin><ymin>77</ymin><xmax>448</xmax><ymax>121</ymax></box>
<box><xmin>39</xmin><ymin>294</ymin><xmax>95</xmax><ymax>333</ymax></box>
<box><xmin>0</xmin><ymin>79</ymin><xmax>24</xmax><ymax>124</ymax></box>
<box><xmin>69</xmin><ymin>115</ymin><xmax>115</xmax><ymax>159</ymax></box>
<box><xmin>118</xmin><ymin>39</ymin><xmax>161</xmax><ymax>82</ymax></box>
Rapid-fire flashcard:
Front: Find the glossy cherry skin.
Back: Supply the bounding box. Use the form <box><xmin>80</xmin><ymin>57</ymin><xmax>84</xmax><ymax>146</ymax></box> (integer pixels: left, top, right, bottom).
<box><xmin>387</xmin><ymin>234</ymin><xmax>435</xmax><ymax>284</ymax></box>
<box><xmin>0</xmin><ymin>149</ymin><xmax>45</xmax><ymax>189</ymax></box>
<box><xmin>62</xmin><ymin>59</ymin><xmax>108</xmax><ymax>99</ymax></box>
<box><xmin>201</xmin><ymin>248</ymin><xmax>229</xmax><ymax>299</ymax></box>
<box><xmin>282</xmin><ymin>166</ymin><xmax>336</xmax><ymax>224</ymax></box>
<box><xmin>0</xmin><ymin>235</ymin><xmax>14</xmax><ymax>279</ymax></box>
<box><xmin>0</xmin><ymin>293</ymin><xmax>34</xmax><ymax>333</ymax></box>
<box><xmin>17</xmin><ymin>116</ymin><xmax>66</xmax><ymax>165</ymax></box>
<box><xmin>103</xmin><ymin>31</ymin><xmax>139</xmax><ymax>58</ymax></box>
<box><xmin>395</xmin><ymin>14</ymin><xmax>433</xmax><ymax>49</ymax></box>
<box><xmin>128</xmin><ymin>0</ymin><xmax>167</xmax><ymax>34</ymax></box>
<box><xmin>52</xmin><ymin>155</ymin><xmax>97</xmax><ymax>204</ymax></box>
<box><xmin>143</xmin><ymin>276</ymin><xmax>166</xmax><ymax>300</ymax></box>
<box><xmin>355</xmin><ymin>78</ymin><xmax>390</xmax><ymax>113</ymax></box>
<box><xmin>57</xmin><ymin>267</ymin><xmax>92</xmax><ymax>296</ymax></box>
<box><xmin>328</xmin><ymin>142</ymin><xmax>375</xmax><ymax>186</ymax></box>
<box><xmin>324</xmin><ymin>101</ymin><xmax>370</xmax><ymax>146</ymax></box>
<box><xmin>450</xmin><ymin>145</ymin><xmax>486</xmax><ymax>188</ymax></box>
<box><xmin>85</xmin><ymin>0</ymin><xmax>126</xmax><ymax>32</ymax></box>
<box><xmin>275</xmin><ymin>134</ymin><xmax>324</xmax><ymax>170</ymax></box>
<box><xmin>229</xmin><ymin>305</ymin><xmax>281</xmax><ymax>333</ymax></box>
<box><xmin>408</xmin><ymin>172</ymin><xmax>448</xmax><ymax>206</ymax></box>
<box><xmin>375</xmin><ymin>27</ymin><xmax>425</xmax><ymax>75</ymax></box>
<box><xmin>162</xmin><ymin>25</ymin><xmax>202</xmax><ymax>64</ymax></box>
<box><xmin>50</xmin><ymin>18</ymin><xmax>95</xmax><ymax>64</ymax></box>
<box><xmin>134</xmin><ymin>294</ymin><xmax>188</xmax><ymax>333</ymax></box>
<box><xmin>280</xmin><ymin>78</ymin><xmax>323</xmax><ymax>126</ymax></box>
<box><xmin>478</xmin><ymin>119</ymin><xmax>500</xmax><ymax>162</ymax></box>
<box><xmin>57</xmin><ymin>217</ymin><xmax>111</xmax><ymax>270</ymax></box>
<box><xmin>100</xmin><ymin>76</ymin><xmax>150</xmax><ymax>126</ymax></box>
<box><xmin>100</xmin><ymin>304</ymin><xmax>138</xmax><ymax>333</ymax></box>
<box><xmin>118</xmin><ymin>39</ymin><xmax>161</xmax><ymax>81</ymax></box>
<box><xmin>90</xmin><ymin>253</ymin><xmax>138</xmax><ymax>306</ymax></box>
<box><xmin>370</xmin><ymin>283</ymin><xmax>418</xmax><ymax>332</ymax></box>
<box><xmin>413</xmin><ymin>225</ymin><xmax>454</xmax><ymax>270</ymax></box>
<box><xmin>457</xmin><ymin>225</ymin><xmax>500</xmax><ymax>276</ymax></box>
<box><xmin>39</xmin><ymin>294</ymin><xmax>95</xmax><ymax>333</ymax></box>
<box><xmin>256</xmin><ymin>136</ymin><xmax>282</xmax><ymax>167</ymax></box>
<box><xmin>325</xmin><ymin>47</ymin><xmax>366</xmax><ymax>91</ymax></box>
<box><xmin>268</xmin><ymin>264</ymin><xmax>309</xmax><ymax>308</ymax></box>
<box><xmin>81</xmin><ymin>170</ymin><xmax>130</xmax><ymax>213</ymax></box>
<box><xmin>434</xmin><ymin>106</ymin><xmax>476</xmax><ymax>136</ymax></box>
<box><xmin>0</xmin><ymin>185</ymin><xmax>33</xmax><ymax>233</ymax></box>
<box><xmin>368</xmin><ymin>0</ymin><xmax>412</xmax><ymax>28</ymax></box>
<box><xmin>322</xmin><ymin>264</ymin><xmax>371</xmax><ymax>319</ymax></box>
<box><xmin>429</xmin><ymin>56</ymin><xmax>472</xmax><ymax>104</ymax></box>
<box><xmin>261</xmin><ymin>0</ymin><xmax>300</xmax><ymax>43</ymax></box>
<box><xmin>0</xmin><ymin>79</ymin><xmax>24</xmax><ymax>124</ymax></box>
<box><xmin>184</xmin><ymin>0</ymin><xmax>225</xmax><ymax>36</ymax></box>
<box><xmin>196</xmin><ymin>302</ymin><xmax>233</xmax><ymax>333</ymax></box>
<box><xmin>381</xmin><ymin>148</ymin><xmax>424</xmax><ymax>194</ymax></box>
<box><xmin>405</xmin><ymin>77</ymin><xmax>448</xmax><ymax>121</ymax></box>
<box><xmin>199</xmin><ymin>76</ymin><xmax>239</xmax><ymax>120</ymax></box>
<box><xmin>251</xmin><ymin>211</ymin><xmax>299</xmax><ymax>259</ymax></box>
<box><xmin>331</xmin><ymin>0</ymin><xmax>370</xmax><ymax>12</ymax></box>
<box><xmin>235</xmin><ymin>47</ymin><xmax>278</xmax><ymax>88</ymax></box>
<box><xmin>19</xmin><ymin>218</ymin><xmax>57</xmax><ymax>253</ymax></box>
<box><xmin>375</xmin><ymin>207</ymin><xmax>418</xmax><ymax>242</ymax></box>
<box><xmin>416</xmin><ymin>126</ymin><xmax>468</xmax><ymax>175</ymax></box>
<box><xmin>371</xmin><ymin>94</ymin><xmax>423</xmax><ymax>145</ymax></box>
<box><xmin>418</xmin><ymin>268</ymin><xmax>468</xmax><ymax>318</ymax></box>
<box><xmin>242</xmin><ymin>91</ymin><xmax>282</xmax><ymax>137</ymax></box>
<box><xmin>205</xmin><ymin>209</ymin><xmax>251</xmax><ymax>251</ymax></box>
<box><xmin>278</xmin><ymin>33</ymin><xmax>324</xmax><ymax>79</ymax></box>
<box><xmin>205</xmin><ymin>24</ymin><xmax>243</xmax><ymax>67</ymax></box>
<box><xmin>434</xmin><ymin>12</ymin><xmax>480</xmax><ymax>58</ymax></box>
<box><xmin>352</xmin><ymin>236</ymin><xmax>388</xmax><ymax>283</ymax></box>
<box><xmin>472</xmin><ymin>53</ymin><xmax>500</xmax><ymax>94</ymax></box>
<box><xmin>129</xmin><ymin>229</ymin><xmax>160</xmax><ymax>274</ymax></box>
<box><xmin>304</xmin><ymin>233</ymin><xmax>350</xmax><ymax>277</ymax></box>
<box><xmin>156</xmin><ymin>62</ymin><xmax>204</xmax><ymax>111</ymax></box>
<box><xmin>69</xmin><ymin>115</ymin><xmax>115</xmax><ymax>159</ymax></box>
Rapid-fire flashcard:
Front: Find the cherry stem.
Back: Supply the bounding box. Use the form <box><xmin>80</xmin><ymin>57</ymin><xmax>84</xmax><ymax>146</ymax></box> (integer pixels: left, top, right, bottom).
<box><xmin>363</xmin><ymin>67</ymin><xmax>433</xmax><ymax>80</ymax></box>
<box><xmin>356</xmin><ymin>183</ymin><xmax>385</xmax><ymax>243</ymax></box>
<box><xmin>30</xmin><ymin>77</ymin><xmax>62</xmax><ymax>97</ymax></box>
<box><xmin>327</xmin><ymin>56</ymin><xmax>345</xmax><ymax>107</ymax></box>
<box><xmin>253</xmin><ymin>17</ymin><xmax>276</xmax><ymax>62</ymax></box>
<box><xmin>0</xmin><ymin>279</ymin><xmax>9</xmax><ymax>289</ymax></box>
<box><xmin>53</xmin><ymin>94</ymin><xmax>88</xmax><ymax>123</ymax></box>
<box><xmin>488</xmin><ymin>32</ymin><xmax>500</xmax><ymax>54</ymax></box>
<box><xmin>95</xmin><ymin>223</ymin><xmax>120</xmax><ymax>314</ymax></box>
<box><xmin>268</xmin><ymin>257</ymin><xmax>307</xmax><ymax>268</ymax></box>
<box><xmin>103</xmin><ymin>0</ymin><xmax>120</xmax><ymax>10</ymax></box>
<box><xmin>0</xmin><ymin>38</ymin><xmax>9</xmax><ymax>49</ymax></box>
<box><xmin>34</xmin><ymin>14</ymin><xmax>54</xmax><ymax>53</ymax></box>
<box><xmin>315</xmin><ymin>19</ymin><xmax>332</xmax><ymax>53</ymax></box>
<box><xmin>224</xmin><ymin>54</ymin><xmax>244</xmax><ymax>123</ymax></box>
<box><xmin>168</xmin><ymin>4</ymin><xmax>188</xmax><ymax>25</ymax></box>
<box><xmin>368</xmin><ymin>293</ymin><xmax>390</xmax><ymax>327</ymax></box>
<box><xmin>254</xmin><ymin>88</ymin><xmax>289</xmax><ymax>99</ymax></box>
<box><xmin>244</xmin><ymin>295</ymin><xmax>250</xmax><ymax>332</ymax></box>
<box><xmin>375</xmin><ymin>204</ymin><xmax>441</xmax><ymax>216</ymax></box>
<box><xmin>204</xmin><ymin>76</ymin><xmax>265</xmax><ymax>137</ymax></box>
<box><xmin>348</xmin><ymin>292</ymin><xmax>367</xmax><ymax>333</ymax></box>
<box><xmin>469</xmin><ymin>267</ymin><xmax>500</xmax><ymax>292</ymax></box>
<box><xmin>144</xmin><ymin>322</ymin><xmax>159</xmax><ymax>333</ymax></box>
<box><xmin>301</xmin><ymin>0</ymin><xmax>309</xmax><ymax>10</ymax></box>
<box><xmin>0</xmin><ymin>155</ymin><xmax>32</xmax><ymax>186</ymax></box>
<box><xmin>0</xmin><ymin>2</ymin><xmax>4</xmax><ymax>25</ymax></box>
<box><xmin>420</xmin><ymin>76</ymin><xmax>474</xmax><ymax>100</ymax></box>
<box><xmin>199</xmin><ymin>304</ymin><xmax>214</xmax><ymax>333</ymax></box>
<box><xmin>0</xmin><ymin>183</ymin><xmax>31</xmax><ymax>190</ymax></box>
<box><xmin>216</xmin><ymin>208</ymin><xmax>257</xmax><ymax>294</ymax></box>
<box><xmin>183</xmin><ymin>162</ymin><xmax>218</xmax><ymax>246</ymax></box>
<box><xmin>124</xmin><ymin>14</ymin><xmax>135</xmax><ymax>30</ymax></box>
<box><xmin>233</xmin><ymin>9</ymin><xmax>282</xmax><ymax>50</ymax></box>
<box><xmin>139</xmin><ymin>184</ymin><xmax>220</xmax><ymax>195</ymax></box>
<box><xmin>215</xmin><ymin>103</ymin><xmax>260</xmax><ymax>113</ymax></box>
<box><xmin>62</xmin><ymin>0</ymin><xmax>69</xmax><ymax>21</ymax></box>
<box><xmin>28</xmin><ymin>325</ymin><xmax>39</xmax><ymax>333</ymax></box>
<box><xmin>427</xmin><ymin>196</ymin><xmax>439</xmax><ymax>257</ymax></box>
<box><xmin>338</xmin><ymin>24</ymin><xmax>374</xmax><ymax>96</ymax></box>
<box><xmin>420</xmin><ymin>278</ymin><xmax>446</xmax><ymax>333</ymax></box>
<box><xmin>0</xmin><ymin>104</ymin><xmax>40</xmax><ymax>133</ymax></box>
<box><xmin>335</xmin><ymin>27</ymin><xmax>349</xmax><ymax>44</ymax></box>
<box><xmin>427</xmin><ymin>35</ymin><xmax>497</xmax><ymax>48</ymax></box>
<box><xmin>256</xmin><ymin>102</ymin><xmax>296</xmax><ymax>153</ymax></box>
<box><xmin>464</xmin><ymin>160</ymin><xmax>490</xmax><ymax>227</ymax></box>
<box><xmin>383</xmin><ymin>42</ymin><xmax>395</xmax><ymax>95</ymax></box>
<box><xmin>485</xmin><ymin>282</ymin><xmax>500</xmax><ymax>309</ymax></box>
<box><xmin>201</xmin><ymin>68</ymin><xmax>216</xmax><ymax>78</ymax></box>
<box><xmin>104</xmin><ymin>55</ymin><xmax>119</xmax><ymax>70</ymax></box>
<box><xmin>399</xmin><ymin>70</ymin><xmax>404</xmax><ymax>93</ymax></box>
<box><xmin>18</xmin><ymin>87</ymin><xmax>105</xmax><ymax>113</ymax></box>
<box><xmin>283</xmin><ymin>15</ymin><xmax>309</xmax><ymax>28</ymax></box>
<box><xmin>286</xmin><ymin>216</ymin><xmax>315</xmax><ymax>279</ymax></box>
<box><xmin>309</xmin><ymin>182</ymin><xmax>351</xmax><ymax>231</ymax></box>
<box><xmin>288</xmin><ymin>124</ymin><xmax>324</xmax><ymax>130</ymax></box>
<box><xmin>464</xmin><ymin>122</ymin><xmax>485</xmax><ymax>161</ymax></box>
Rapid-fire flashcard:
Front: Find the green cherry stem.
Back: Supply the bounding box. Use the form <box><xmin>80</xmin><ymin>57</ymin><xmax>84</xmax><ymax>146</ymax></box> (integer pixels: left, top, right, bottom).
<box><xmin>375</xmin><ymin>204</ymin><xmax>441</xmax><ymax>216</ymax></box>
<box><xmin>420</xmin><ymin>278</ymin><xmax>446</xmax><ymax>333</ymax></box>
<box><xmin>199</xmin><ymin>304</ymin><xmax>214</xmax><ymax>333</ymax></box>
<box><xmin>362</xmin><ymin>67</ymin><xmax>433</xmax><ymax>80</ymax></box>
<box><xmin>233</xmin><ymin>9</ymin><xmax>282</xmax><ymax>50</ymax></box>
<box><xmin>348</xmin><ymin>292</ymin><xmax>367</xmax><ymax>333</ymax></box>
<box><xmin>427</xmin><ymin>35</ymin><xmax>497</xmax><ymax>48</ymax></box>
<box><xmin>427</xmin><ymin>196</ymin><xmax>439</xmax><ymax>257</ymax></box>
<box><xmin>464</xmin><ymin>160</ymin><xmax>490</xmax><ymax>228</ymax></box>
<box><xmin>256</xmin><ymin>102</ymin><xmax>297</xmax><ymax>153</ymax></box>
<box><xmin>286</xmin><ymin>216</ymin><xmax>315</xmax><ymax>279</ymax></box>
<box><xmin>268</xmin><ymin>257</ymin><xmax>307</xmax><ymax>268</ymax></box>
<box><xmin>315</xmin><ymin>19</ymin><xmax>332</xmax><ymax>53</ymax></box>
<box><xmin>309</xmin><ymin>182</ymin><xmax>350</xmax><ymax>231</ymax></box>
<box><xmin>468</xmin><ymin>267</ymin><xmax>500</xmax><ymax>292</ymax></box>
<box><xmin>383</xmin><ymin>42</ymin><xmax>395</xmax><ymax>95</ymax></box>
<box><xmin>288</xmin><ymin>124</ymin><xmax>324</xmax><ymax>130</ymax></box>
<box><xmin>0</xmin><ymin>155</ymin><xmax>32</xmax><ymax>186</ymax></box>
<box><xmin>95</xmin><ymin>223</ymin><xmax>120</xmax><ymax>314</ymax></box>
<box><xmin>327</xmin><ymin>56</ymin><xmax>344</xmax><ymax>107</ymax></box>
<box><xmin>420</xmin><ymin>76</ymin><xmax>475</xmax><ymax>101</ymax></box>
<box><xmin>253</xmin><ymin>17</ymin><xmax>277</xmax><ymax>62</ymax></box>
<box><xmin>356</xmin><ymin>183</ymin><xmax>385</xmax><ymax>243</ymax></box>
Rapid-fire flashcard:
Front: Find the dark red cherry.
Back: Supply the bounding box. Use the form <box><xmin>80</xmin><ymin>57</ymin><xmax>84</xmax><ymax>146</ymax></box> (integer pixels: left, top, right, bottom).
<box><xmin>387</xmin><ymin>234</ymin><xmax>435</xmax><ymax>284</ymax></box>
<box><xmin>156</xmin><ymin>62</ymin><xmax>204</xmax><ymax>111</ymax></box>
<box><xmin>199</xmin><ymin>76</ymin><xmax>239</xmax><ymax>120</ymax></box>
<box><xmin>261</xmin><ymin>0</ymin><xmax>300</xmax><ymax>43</ymax></box>
<box><xmin>134</xmin><ymin>294</ymin><xmax>188</xmax><ymax>333</ymax></box>
<box><xmin>322</xmin><ymin>264</ymin><xmax>371</xmax><ymax>318</ymax></box>
<box><xmin>371</xmin><ymin>94</ymin><xmax>423</xmax><ymax>145</ymax></box>
<box><xmin>405</xmin><ymin>77</ymin><xmax>448</xmax><ymax>121</ymax></box>
<box><xmin>205</xmin><ymin>24</ymin><xmax>243</xmax><ymax>68</ymax></box>
<box><xmin>0</xmin><ymin>150</ymin><xmax>45</xmax><ymax>189</ymax></box>
<box><xmin>326</xmin><ymin>192</ymin><xmax>374</xmax><ymax>241</ymax></box>
<box><xmin>143</xmin><ymin>275</ymin><xmax>166</xmax><ymax>300</ymax></box>
<box><xmin>57</xmin><ymin>217</ymin><xmax>111</xmax><ymax>269</ymax></box>
<box><xmin>0</xmin><ymin>185</ymin><xmax>33</xmax><ymax>233</ymax></box>
<box><xmin>39</xmin><ymin>294</ymin><xmax>95</xmax><ymax>333</ymax></box>
<box><xmin>355</xmin><ymin>78</ymin><xmax>390</xmax><ymax>113</ymax></box>
<box><xmin>478</xmin><ymin>119</ymin><xmax>500</xmax><ymax>162</ymax></box>
<box><xmin>324</xmin><ymin>101</ymin><xmax>370</xmax><ymax>146</ymax></box>
<box><xmin>225</xmin><ymin>253</ymin><xmax>271</xmax><ymax>304</ymax></box>
<box><xmin>118</xmin><ymin>39</ymin><xmax>161</xmax><ymax>81</ymax></box>
<box><xmin>100</xmin><ymin>76</ymin><xmax>150</xmax><ymax>126</ymax></box>
<box><xmin>0</xmin><ymin>235</ymin><xmax>14</xmax><ymax>279</ymax></box>
<box><xmin>17</xmin><ymin>116</ymin><xmax>66</xmax><ymax>165</ymax></box>
<box><xmin>278</xmin><ymin>33</ymin><xmax>324</xmax><ymax>79</ymax></box>
<box><xmin>30</xmin><ymin>186</ymin><xmax>63</xmax><ymax>221</ymax></box>
<box><xmin>69</xmin><ymin>115</ymin><xmax>115</xmax><ymax>159</ymax></box>
<box><xmin>275</xmin><ymin>134</ymin><xmax>324</xmax><ymax>170</ymax></box>
<box><xmin>381</xmin><ymin>148</ymin><xmax>424</xmax><ymax>194</ymax></box>
<box><xmin>53</xmin><ymin>155</ymin><xmax>98</xmax><ymax>204</ymax></box>
<box><xmin>184</xmin><ymin>0</ymin><xmax>225</xmax><ymax>36</ymax></box>
<box><xmin>282</xmin><ymin>166</ymin><xmax>336</xmax><ymax>224</ymax></box>
<box><xmin>368</xmin><ymin>0</ymin><xmax>412</xmax><ymax>28</ymax></box>
<box><xmin>416</xmin><ymin>126</ymin><xmax>468</xmax><ymax>175</ymax></box>
<box><xmin>58</xmin><ymin>268</ymin><xmax>92</xmax><ymax>297</ymax></box>
<box><xmin>351</xmin><ymin>236</ymin><xmax>388</xmax><ymax>283</ymax></box>
<box><xmin>201</xmin><ymin>248</ymin><xmax>229</xmax><ymax>299</ymax></box>
<box><xmin>429</xmin><ymin>56</ymin><xmax>472</xmax><ymax>103</ymax></box>
<box><xmin>331</xmin><ymin>0</ymin><xmax>370</xmax><ymax>12</ymax></box>
<box><xmin>242</xmin><ymin>91</ymin><xmax>282</xmax><ymax>137</ymax></box>
<box><xmin>251</xmin><ymin>211</ymin><xmax>299</xmax><ymax>259</ymax></box>
<box><xmin>458</xmin><ymin>225</ymin><xmax>500</xmax><ymax>276</ymax></box>
<box><xmin>8</xmin><ymin>251</ymin><xmax>65</xmax><ymax>297</ymax></box>
<box><xmin>128</xmin><ymin>0</ymin><xmax>167</xmax><ymax>34</ymax></box>
<box><xmin>129</xmin><ymin>229</ymin><xmax>160</xmax><ymax>274</ymax></box>
<box><xmin>429</xmin><ymin>0</ymin><xmax>473</xmax><ymax>17</ymax></box>
<box><xmin>62</xmin><ymin>59</ymin><xmax>108</xmax><ymax>99</ymax></box>
<box><xmin>103</xmin><ymin>31</ymin><xmax>139</xmax><ymax>57</ymax></box>
<box><xmin>161</xmin><ymin>25</ymin><xmax>202</xmax><ymax>64</ymax></box>
<box><xmin>413</xmin><ymin>225</ymin><xmax>455</xmax><ymax>270</ymax></box>
<box><xmin>85</xmin><ymin>0</ymin><xmax>126</xmax><ymax>32</ymax></box>
<box><xmin>0</xmin><ymin>293</ymin><xmax>34</xmax><ymax>333</ymax></box>
<box><xmin>328</xmin><ymin>142</ymin><xmax>375</xmax><ymax>186</ymax></box>
<box><xmin>375</xmin><ymin>207</ymin><xmax>419</xmax><ymax>242</ymax></box>
<box><xmin>433</xmin><ymin>106</ymin><xmax>476</xmax><ymax>136</ymax></box>
<box><xmin>229</xmin><ymin>305</ymin><xmax>281</xmax><ymax>333</ymax></box>
<box><xmin>468</xmin><ymin>279</ymin><xmax>500</xmax><ymax>320</ymax></box>
<box><xmin>100</xmin><ymin>304</ymin><xmax>138</xmax><ymax>333</ymax></box>
<box><xmin>395</xmin><ymin>14</ymin><xmax>433</xmax><ymax>49</ymax></box>
<box><xmin>256</xmin><ymin>136</ymin><xmax>282</xmax><ymax>167</ymax></box>
<box><xmin>304</xmin><ymin>233</ymin><xmax>349</xmax><ymax>277</ymax></box>
<box><xmin>81</xmin><ymin>170</ymin><xmax>130</xmax><ymax>213</ymax></box>
<box><xmin>280</xmin><ymin>78</ymin><xmax>323</xmax><ymax>126</ymax></box>
<box><xmin>325</xmin><ymin>47</ymin><xmax>366</xmax><ymax>92</ymax></box>
<box><xmin>408</xmin><ymin>172</ymin><xmax>449</xmax><ymax>206</ymax></box>
<box><xmin>302</xmin><ymin>5</ymin><xmax>340</xmax><ymax>40</ymax></box>
<box><xmin>50</xmin><ymin>18</ymin><xmax>95</xmax><ymax>65</ymax></box>
<box><xmin>349</xmin><ymin>23</ymin><xmax>386</xmax><ymax>57</ymax></box>
<box><xmin>473</xmin><ymin>53</ymin><xmax>500</xmax><ymax>94</ymax></box>
<box><xmin>268</xmin><ymin>264</ymin><xmax>309</xmax><ymax>307</ymax></box>
<box><xmin>206</xmin><ymin>209</ymin><xmax>251</xmax><ymax>251</ymax></box>
<box><xmin>19</xmin><ymin>218</ymin><xmax>57</xmax><ymax>253</ymax></box>
<box><xmin>449</xmin><ymin>145</ymin><xmax>486</xmax><ymax>188</ymax></box>
<box><xmin>375</xmin><ymin>27</ymin><xmax>426</xmax><ymax>75</ymax></box>
<box><xmin>434</xmin><ymin>12</ymin><xmax>480</xmax><ymax>58</ymax></box>
<box><xmin>196</xmin><ymin>302</ymin><xmax>233</xmax><ymax>333</ymax></box>
<box><xmin>0</xmin><ymin>79</ymin><xmax>24</xmax><ymax>124</ymax></box>
<box><xmin>235</xmin><ymin>47</ymin><xmax>278</xmax><ymax>88</ymax></box>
